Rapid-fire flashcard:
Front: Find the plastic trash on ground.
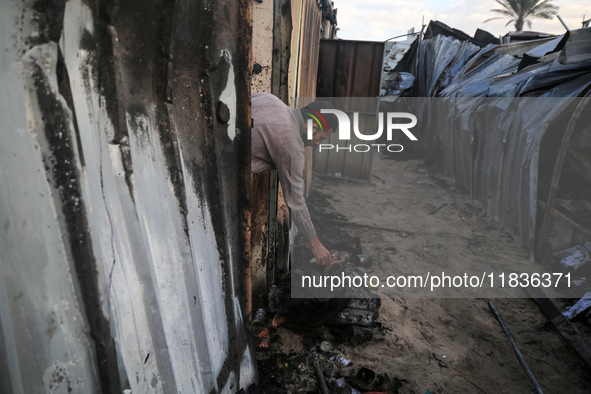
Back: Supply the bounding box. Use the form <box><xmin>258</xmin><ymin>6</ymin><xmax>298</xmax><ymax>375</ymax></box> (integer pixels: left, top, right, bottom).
<box><xmin>553</xmin><ymin>242</ymin><xmax>591</xmax><ymax>270</ymax></box>
<box><xmin>563</xmin><ymin>292</ymin><xmax>591</xmax><ymax>320</ymax></box>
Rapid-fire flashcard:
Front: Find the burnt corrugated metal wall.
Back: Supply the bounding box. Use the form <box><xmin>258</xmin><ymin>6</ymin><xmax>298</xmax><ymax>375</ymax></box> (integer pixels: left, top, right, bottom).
<box><xmin>314</xmin><ymin>39</ymin><xmax>385</xmax><ymax>181</ymax></box>
<box><xmin>0</xmin><ymin>1</ymin><xmax>256</xmax><ymax>393</ymax></box>
<box><xmin>250</xmin><ymin>0</ymin><xmax>293</xmax><ymax>299</ymax></box>
<box><xmin>251</xmin><ymin>0</ymin><xmax>276</xmax><ymax>305</ymax></box>
<box><xmin>316</xmin><ymin>40</ymin><xmax>385</xmax><ymax>98</ymax></box>
<box><xmin>249</xmin><ymin>0</ymin><xmax>337</xmax><ymax>294</ymax></box>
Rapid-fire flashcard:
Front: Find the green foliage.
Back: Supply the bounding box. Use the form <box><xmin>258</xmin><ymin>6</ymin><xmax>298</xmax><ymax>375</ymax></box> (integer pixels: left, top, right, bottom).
<box><xmin>484</xmin><ymin>0</ymin><xmax>559</xmax><ymax>31</ymax></box>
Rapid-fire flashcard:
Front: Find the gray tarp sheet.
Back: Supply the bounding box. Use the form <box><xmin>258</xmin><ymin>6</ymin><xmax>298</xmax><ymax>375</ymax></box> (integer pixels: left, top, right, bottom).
<box><xmin>402</xmin><ymin>27</ymin><xmax>591</xmax><ymax>251</ymax></box>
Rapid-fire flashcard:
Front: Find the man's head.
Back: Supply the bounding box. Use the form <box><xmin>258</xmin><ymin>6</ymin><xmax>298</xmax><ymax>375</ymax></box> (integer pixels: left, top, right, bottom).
<box><xmin>300</xmin><ymin>101</ymin><xmax>339</xmax><ymax>146</ymax></box>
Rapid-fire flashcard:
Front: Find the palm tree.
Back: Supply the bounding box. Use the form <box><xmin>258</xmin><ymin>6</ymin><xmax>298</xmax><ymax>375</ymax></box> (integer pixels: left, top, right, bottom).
<box><xmin>484</xmin><ymin>0</ymin><xmax>559</xmax><ymax>31</ymax></box>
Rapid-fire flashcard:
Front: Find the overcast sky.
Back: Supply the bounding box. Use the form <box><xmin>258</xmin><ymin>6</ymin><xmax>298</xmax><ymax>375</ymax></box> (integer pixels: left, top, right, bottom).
<box><xmin>334</xmin><ymin>0</ymin><xmax>589</xmax><ymax>41</ymax></box>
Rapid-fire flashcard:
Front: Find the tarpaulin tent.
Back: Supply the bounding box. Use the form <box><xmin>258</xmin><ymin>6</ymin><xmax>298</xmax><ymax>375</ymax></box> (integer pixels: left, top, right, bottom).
<box><xmin>395</xmin><ymin>25</ymin><xmax>591</xmax><ymax>259</ymax></box>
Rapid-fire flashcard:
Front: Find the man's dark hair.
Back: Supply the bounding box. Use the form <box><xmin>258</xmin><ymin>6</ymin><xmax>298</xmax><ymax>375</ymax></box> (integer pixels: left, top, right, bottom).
<box><xmin>300</xmin><ymin>101</ymin><xmax>339</xmax><ymax>132</ymax></box>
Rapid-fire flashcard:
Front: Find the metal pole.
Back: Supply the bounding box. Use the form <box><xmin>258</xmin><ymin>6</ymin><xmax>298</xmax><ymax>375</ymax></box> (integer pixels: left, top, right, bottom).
<box><xmin>557</xmin><ymin>15</ymin><xmax>570</xmax><ymax>31</ymax></box>
<box><xmin>488</xmin><ymin>301</ymin><xmax>544</xmax><ymax>394</ymax></box>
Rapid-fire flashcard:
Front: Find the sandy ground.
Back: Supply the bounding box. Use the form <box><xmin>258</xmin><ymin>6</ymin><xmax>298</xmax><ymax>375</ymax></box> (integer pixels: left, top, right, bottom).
<box><xmin>258</xmin><ymin>153</ymin><xmax>591</xmax><ymax>393</ymax></box>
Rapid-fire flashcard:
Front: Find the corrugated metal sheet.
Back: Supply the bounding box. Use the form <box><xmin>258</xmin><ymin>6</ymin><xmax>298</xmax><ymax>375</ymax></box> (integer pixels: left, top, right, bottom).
<box><xmin>250</xmin><ymin>0</ymin><xmax>294</xmax><ymax>298</ymax></box>
<box><xmin>298</xmin><ymin>0</ymin><xmax>323</xmax><ymax>98</ymax></box>
<box><xmin>250</xmin><ymin>0</ymin><xmax>275</xmax><ymax>305</ymax></box>
<box><xmin>0</xmin><ymin>1</ymin><xmax>256</xmax><ymax>393</ymax></box>
<box><xmin>317</xmin><ymin>40</ymin><xmax>385</xmax><ymax>98</ymax></box>
<box><xmin>288</xmin><ymin>0</ymin><xmax>338</xmax><ymax>103</ymax></box>
<box><xmin>314</xmin><ymin>40</ymin><xmax>385</xmax><ymax>181</ymax></box>
<box><xmin>252</xmin><ymin>0</ymin><xmax>274</xmax><ymax>93</ymax></box>
<box><xmin>287</xmin><ymin>0</ymin><xmax>340</xmax><ymax>101</ymax></box>
<box><xmin>289</xmin><ymin>0</ymin><xmax>321</xmax><ymax>196</ymax></box>
<box><xmin>250</xmin><ymin>0</ymin><xmax>337</xmax><ymax>295</ymax></box>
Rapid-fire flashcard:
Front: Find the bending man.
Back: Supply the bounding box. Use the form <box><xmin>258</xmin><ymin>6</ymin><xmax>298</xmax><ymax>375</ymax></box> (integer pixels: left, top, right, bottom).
<box><xmin>251</xmin><ymin>92</ymin><xmax>337</xmax><ymax>266</ymax></box>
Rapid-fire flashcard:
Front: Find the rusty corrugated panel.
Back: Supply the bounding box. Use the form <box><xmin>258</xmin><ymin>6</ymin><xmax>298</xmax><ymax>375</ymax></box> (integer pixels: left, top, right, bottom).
<box><xmin>274</xmin><ymin>0</ymin><xmax>294</xmax><ymax>275</ymax></box>
<box><xmin>316</xmin><ymin>40</ymin><xmax>384</xmax><ymax>100</ymax></box>
<box><xmin>250</xmin><ymin>174</ymin><xmax>270</xmax><ymax>299</ymax></box>
<box><xmin>295</xmin><ymin>0</ymin><xmax>325</xmax><ymax>196</ymax></box>
<box><xmin>250</xmin><ymin>0</ymin><xmax>274</xmax><ymax>302</ymax></box>
<box><xmin>252</xmin><ymin>0</ymin><xmax>274</xmax><ymax>93</ymax></box>
<box><xmin>314</xmin><ymin>39</ymin><xmax>385</xmax><ymax>181</ymax></box>
<box><xmin>250</xmin><ymin>0</ymin><xmax>293</xmax><ymax>299</ymax></box>
<box><xmin>0</xmin><ymin>1</ymin><xmax>256</xmax><ymax>393</ymax></box>
<box><xmin>250</xmin><ymin>0</ymin><xmax>336</xmax><ymax>285</ymax></box>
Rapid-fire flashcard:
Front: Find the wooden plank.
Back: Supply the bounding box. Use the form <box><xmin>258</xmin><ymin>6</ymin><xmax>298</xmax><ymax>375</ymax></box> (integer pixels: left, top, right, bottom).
<box><xmin>267</xmin><ymin>169</ymin><xmax>278</xmax><ymax>284</ymax></box>
<box><xmin>251</xmin><ymin>172</ymin><xmax>270</xmax><ymax>298</ymax></box>
<box><xmin>527</xmin><ymin>286</ymin><xmax>591</xmax><ymax>370</ymax></box>
<box><xmin>538</xmin><ymin>199</ymin><xmax>591</xmax><ymax>240</ymax></box>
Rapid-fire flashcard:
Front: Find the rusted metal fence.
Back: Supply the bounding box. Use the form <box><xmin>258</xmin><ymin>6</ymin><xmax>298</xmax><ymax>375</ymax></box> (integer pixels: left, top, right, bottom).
<box><xmin>314</xmin><ymin>39</ymin><xmax>385</xmax><ymax>181</ymax></box>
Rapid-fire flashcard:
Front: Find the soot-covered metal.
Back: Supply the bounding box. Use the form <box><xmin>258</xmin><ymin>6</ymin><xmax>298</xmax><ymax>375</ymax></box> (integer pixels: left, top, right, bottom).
<box><xmin>0</xmin><ymin>0</ymin><xmax>256</xmax><ymax>393</ymax></box>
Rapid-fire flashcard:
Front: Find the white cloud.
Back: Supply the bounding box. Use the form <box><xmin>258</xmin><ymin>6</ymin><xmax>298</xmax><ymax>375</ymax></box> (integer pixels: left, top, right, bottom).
<box><xmin>334</xmin><ymin>0</ymin><xmax>589</xmax><ymax>41</ymax></box>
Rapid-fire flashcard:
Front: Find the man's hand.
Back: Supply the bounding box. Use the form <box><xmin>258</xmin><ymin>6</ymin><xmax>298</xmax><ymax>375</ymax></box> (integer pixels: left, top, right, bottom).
<box><xmin>309</xmin><ymin>236</ymin><xmax>332</xmax><ymax>266</ymax></box>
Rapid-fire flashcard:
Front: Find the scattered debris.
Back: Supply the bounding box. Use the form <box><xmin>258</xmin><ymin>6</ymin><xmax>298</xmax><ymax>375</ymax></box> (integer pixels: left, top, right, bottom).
<box><xmin>428</xmin><ymin>203</ymin><xmax>448</xmax><ymax>215</ymax></box>
<box><xmin>352</xmin><ymin>254</ymin><xmax>372</xmax><ymax>267</ymax></box>
<box><xmin>327</xmin><ymin>305</ymin><xmax>378</xmax><ymax>327</ymax></box>
<box><xmin>329</xmin><ymin>352</ymin><xmax>353</xmax><ymax>368</ymax></box>
<box><xmin>297</xmin><ymin>363</ymin><xmax>307</xmax><ymax>374</ymax></box>
<box><xmin>253</xmin><ymin>308</ymin><xmax>267</xmax><ymax>325</ymax></box>
<box><xmin>564</xmin><ymin>292</ymin><xmax>591</xmax><ymax>320</ymax></box>
<box><xmin>341</xmin><ymin>325</ymin><xmax>374</xmax><ymax>346</ymax></box>
<box><xmin>528</xmin><ymin>286</ymin><xmax>591</xmax><ymax>370</ymax></box>
<box><xmin>354</xmin><ymin>367</ymin><xmax>379</xmax><ymax>391</ymax></box>
<box><xmin>432</xmin><ymin>353</ymin><xmax>449</xmax><ymax>368</ymax></box>
<box><xmin>553</xmin><ymin>242</ymin><xmax>591</xmax><ymax>270</ymax></box>
<box><xmin>382</xmin><ymin>72</ymin><xmax>415</xmax><ymax>97</ymax></box>
<box><xmin>338</xmin><ymin>368</ymin><xmax>356</xmax><ymax>378</ymax></box>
